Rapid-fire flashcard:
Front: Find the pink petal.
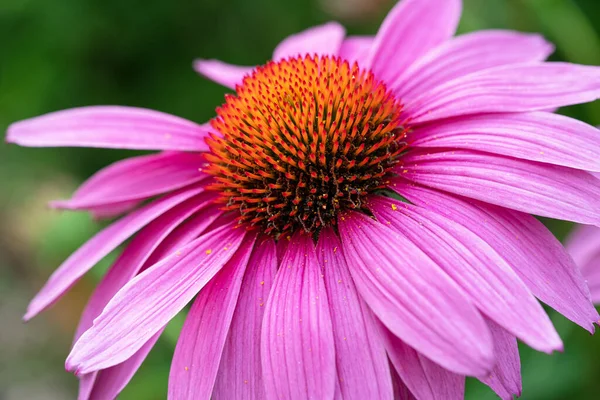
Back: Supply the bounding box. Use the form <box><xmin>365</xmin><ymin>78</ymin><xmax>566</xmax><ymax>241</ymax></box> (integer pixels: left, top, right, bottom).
<box><xmin>479</xmin><ymin>318</ymin><xmax>521</xmax><ymax>400</ymax></box>
<box><xmin>24</xmin><ymin>185</ymin><xmax>206</xmax><ymax>321</ymax></box>
<box><xmin>142</xmin><ymin>205</ymin><xmax>224</xmax><ymax>268</ymax></box>
<box><xmin>66</xmin><ymin>223</ymin><xmax>246</xmax><ymax>374</ymax></box>
<box><xmin>582</xmin><ymin>254</ymin><xmax>600</xmax><ymax>303</ymax></box>
<box><xmin>395</xmin><ymin>30</ymin><xmax>554</xmax><ymax>99</ymax></box>
<box><xmin>367</xmin><ymin>0</ymin><xmax>461</xmax><ymax>85</ymax></box>
<box><xmin>168</xmin><ymin>234</ymin><xmax>256</xmax><ymax>400</ymax></box>
<box><xmin>78</xmin><ymin>374</ymin><xmax>96</xmax><ymax>400</ymax></box>
<box><xmin>370</xmin><ymin>196</ymin><xmax>561</xmax><ymax>353</ymax></box>
<box><xmin>410</xmin><ymin>112</ymin><xmax>600</xmax><ymax>172</ymax></box>
<box><xmin>391</xmin><ymin>181</ymin><xmax>598</xmax><ymax>331</ymax></box>
<box><xmin>79</xmin><ymin>206</ymin><xmax>221</xmax><ymax>400</ymax></box>
<box><xmin>87</xmin><ymin>200</ymin><xmax>140</xmax><ymax>220</ymax></box>
<box><xmin>565</xmin><ymin>225</ymin><xmax>600</xmax><ymax>272</ymax></box>
<box><xmin>273</xmin><ymin>22</ymin><xmax>345</xmax><ymax>61</ymax></box>
<box><xmin>339</xmin><ymin>36</ymin><xmax>372</xmax><ymax>68</ymax></box>
<box><xmin>7</xmin><ymin>106</ymin><xmax>211</xmax><ymax>151</ymax></box>
<box><xmin>261</xmin><ymin>233</ymin><xmax>336</xmax><ymax>400</ymax></box>
<box><xmin>338</xmin><ymin>212</ymin><xmax>494</xmax><ymax>376</ymax></box>
<box><xmin>317</xmin><ymin>228</ymin><xmax>393</xmax><ymax>400</ymax></box>
<box><xmin>398</xmin><ymin>149</ymin><xmax>600</xmax><ymax>225</ymax></box>
<box><xmin>381</xmin><ymin>324</ymin><xmax>464</xmax><ymax>400</ymax></box>
<box><xmin>193</xmin><ymin>59</ymin><xmax>254</xmax><ymax>90</ymax></box>
<box><xmin>391</xmin><ymin>367</ymin><xmax>417</xmax><ymax>400</ymax></box>
<box><xmin>406</xmin><ymin>63</ymin><xmax>600</xmax><ymax>124</ymax></box>
<box><xmin>52</xmin><ymin>152</ymin><xmax>208</xmax><ymax>211</ymax></box>
<box><xmin>73</xmin><ymin>194</ymin><xmax>214</xmax><ymax>341</ymax></box>
<box><xmin>87</xmin><ymin>328</ymin><xmax>163</xmax><ymax>400</ymax></box>
<box><xmin>213</xmin><ymin>236</ymin><xmax>278</xmax><ymax>400</ymax></box>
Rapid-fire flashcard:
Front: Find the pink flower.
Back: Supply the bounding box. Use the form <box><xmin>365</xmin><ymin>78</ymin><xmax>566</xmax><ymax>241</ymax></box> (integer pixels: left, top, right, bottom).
<box><xmin>566</xmin><ymin>222</ymin><xmax>600</xmax><ymax>304</ymax></box>
<box><xmin>7</xmin><ymin>0</ymin><xmax>600</xmax><ymax>399</ymax></box>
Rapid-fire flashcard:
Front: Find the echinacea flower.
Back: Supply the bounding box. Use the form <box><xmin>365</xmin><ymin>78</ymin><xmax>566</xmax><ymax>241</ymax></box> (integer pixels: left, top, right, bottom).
<box><xmin>566</xmin><ymin>221</ymin><xmax>600</xmax><ymax>303</ymax></box>
<box><xmin>7</xmin><ymin>0</ymin><xmax>600</xmax><ymax>399</ymax></box>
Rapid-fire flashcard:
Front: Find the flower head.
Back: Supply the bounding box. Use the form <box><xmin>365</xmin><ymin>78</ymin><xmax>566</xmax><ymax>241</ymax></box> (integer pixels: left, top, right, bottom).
<box><xmin>7</xmin><ymin>0</ymin><xmax>600</xmax><ymax>399</ymax></box>
<box><xmin>206</xmin><ymin>54</ymin><xmax>407</xmax><ymax>236</ymax></box>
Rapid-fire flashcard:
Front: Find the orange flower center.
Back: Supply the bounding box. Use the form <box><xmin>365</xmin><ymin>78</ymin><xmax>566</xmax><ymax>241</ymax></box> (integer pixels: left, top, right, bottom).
<box><xmin>205</xmin><ymin>55</ymin><xmax>408</xmax><ymax>238</ymax></box>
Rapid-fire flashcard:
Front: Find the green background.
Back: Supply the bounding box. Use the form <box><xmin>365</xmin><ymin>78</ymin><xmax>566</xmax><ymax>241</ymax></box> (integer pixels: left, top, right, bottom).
<box><xmin>1</xmin><ymin>0</ymin><xmax>599</xmax><ymax>398</ymax></box>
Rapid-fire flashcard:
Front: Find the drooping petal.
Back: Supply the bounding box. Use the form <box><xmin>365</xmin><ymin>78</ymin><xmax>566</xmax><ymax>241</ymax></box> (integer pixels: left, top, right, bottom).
<box><xmin>66</xmin><ymin>223</ymin><xmax>246</xmax><ymax>374</ymax></box>
<box><xmin>317</xmin><ymin>228</ymin><xmax>393</xmax><ymax>400</ymax></box>
<box><xmin>168</xmin><ymin>234</ymin><xmax>256</xmax><ymax>400</ymax></box>
<box><xmin>73</xmin><ymin>194</ymin><xmax>214</xmax><ymax>341</ymax></box>
<box><xmin>390</xmin><ymin>181</ymin><xmax>598</xmax><ymax>331</ymax></box>
<box><xmin>261</xmin><ymin>233</ymin><xmax>336</xmax><ymax>400</ymax></box>
<box><xmin>80</xmin><ymin>209</ymin><xmax>222</xmax><ymax>400</ymax></box>
<box><xmin>213</xmin><ymin>237</ymin><xmax>278</xmax><ymax>400</ymax></box>
<box><xmin>86</xmin><ymin>329</ymin><xmax>163</xmax><ymax>400</ymax></box>
<box><xmin>53</xmin><ymin>152</ymin><xmax>208</xmax><ymax>211</ymax></box>
<box><xmin>338</xmin><ymin>212</ymin><xmax>494</xmax><ymax>376</ymax></box>
<box><xmin>370</xmin><ymin>196</ymin><xmax>561</xmax><ymax>353</ymax></box>
<box><xmin>339</xmin><ymin>36</ymin><xmax>372</xmax><ymax>68</ymax></box>
<box><xmin>397</xmin><ymin>149</ymin><xmax>600</xmax><ymax>225</ymax></box>
<box><xmin>565</xmin><ymin>224</ymin><xmax>600</xmax><ymax>272</ymax></box>
<box><xmin>367</xmin><ymin>0</ymin><xmax>461</xmax><ymax>85</ymax></box>
<box><xmin>273</xmin><ymin>22</ymin><xmax>345</xmax><ymax>61</ymax></box>
<box><xmin>25</xmin><ymin>185</ymin><xmax>206</xmax><ymax>321</ymax></box>
<box><xmin>582</xmin><ymin>254</ymin><xmax>600</xmax><ymax>303</ymax></box>
<box><xmin>7</xmin><ymin>106</ymin><xmax>211</xmax><ymax>151</ymax></box>
<box><xmin>87</xmin><ymin>200</ymin><xmax>140</xmax><ymax>220</ymax></box>
<box><xmin>479</xmin><ymin>318</ymin><xmax>522</xmax><ymax>400</ymax></box>
<box><xmin>405</xmin><ymin>63</ymin><xmax>600</xmax><ymax>123</ymax></box>
<box><xmin>411</xmin><ymin>112</ymin><xmax>600</xmax><ymax>172</ymax></box>
<box><xmin>193</xmin><ymin>59</ymin><xmax>255</xmax><ymax>90</ymax></box>
<box><xmin>395</xmin><ymin>30</ymin><xmax>554</xmax><ymax>99</ymax></box>
<box><xmin>381</xmin><ymin>324</ymin><xmax>464</xmax><ymax>400</ymax></box>
<box><xmin>142</xmin><ymin>205</ymin><xmax>223</xmax><ymax>268</ymax></box>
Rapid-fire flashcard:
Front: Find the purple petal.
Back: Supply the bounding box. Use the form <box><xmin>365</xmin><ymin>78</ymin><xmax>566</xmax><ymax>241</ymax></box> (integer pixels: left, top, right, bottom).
<box><xmin>317</xmin><ymin>228</ymin><xmax>393</xmax><ymax>400</ymax></box>
<box><xmin>479</xmin><ymin>318</ymin><xmax>522</xmax><ymax>400</ymax></box>
<box><xmin>410</xmin><ymin>112</ymin><xmax>600</xmax><ymax>172</ymax></box>
<box><xmin>261</xmin><ymin>233</ymin><xmax>336</xmax><ymax>400</ymax></box>
<box><xmin>273</xmin><ymin>22</ymin><xmax>345</xmax><ymax>61</ymax></box>
<box><xmin>370</xmin><ymin>196</ymin><xmax>561</xmax><ymax>353</ymax></box>
<box><xmin>398</xmin><ymin>149</ymin><xmax>600</xmax><ymax>225</ymax></box>
<box><xmin>381</xmin><ymin>324</ymin><xmax>464</xmax><ymax>400</ymax></box>
<box><xmin>367</xmin><ymin>0</ymin><xmax>461</xmax><ymax>85</ymax></box>
<box><xmin>52</xmin><ymin>152</ymin><xmax>208</xmax><ymax>211</ymax></box>
<box><xmin>390</xmin><ymin>181</ymin><xmax>598</xmax><ymax>331</ymax></box>
<box><xmin>338</xmin><ymin>212</ymin><xmax>494</xmax><ymax>376</ymax></box>
<box><xmin>7</xmin><ymin>106</ymin><xmax>211</xmax><ymax>151</ymax></box>
<box><xmin>339</xmin><ymin>36</ymin><xmax>373</xmax><ymax>68</ymax></box>
<box><xmin>406</xmin><ymin>63</ymin><xmax>600</xmax><ymax>123</ymax></box>
<box><xmin>87</xmin><ymin>329</ymin><xmax>163</xmax><ymax>400</ymax></box>
<box><xmin>66</xmin><ymin>223</ymin><xmax>246</xmax><ymax>374</ymax></box>
<box><xmin>168</xmin><ymin>234</ymin><xmax>256</xmax><ymax>399</ymax></box>
<box><xmin>395</xmin><ymin>30</ymin><xmax>554</xmax><ymax>99</ymax></box>
<box><xmin>193</xmin><ymin>59</ymin><xmax>254</xmax><ymax>90</ymax></box>
<box><xmin>213</xmin><ymin>237</ymin><xmax>278</xmax><ymax>400</ymax></box>
<box><xmin>25</xmin><ymin>185</ymin><xmax>206</xmax><ymax>321</ymax></box>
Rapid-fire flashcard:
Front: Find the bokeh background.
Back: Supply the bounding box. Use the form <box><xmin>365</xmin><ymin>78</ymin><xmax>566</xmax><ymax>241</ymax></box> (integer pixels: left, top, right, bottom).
<box><xmin>1</xmin><ymin>0</ymin><xmax>599</xmax><ymax>398</ymax></box>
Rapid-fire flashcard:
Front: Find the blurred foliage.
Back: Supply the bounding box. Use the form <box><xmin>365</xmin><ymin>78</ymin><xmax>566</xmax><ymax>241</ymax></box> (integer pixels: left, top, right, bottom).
<box><xmin>0</xmin><ymin>0</ymin><xmax>599</xmax><ymax>399</ymax></box>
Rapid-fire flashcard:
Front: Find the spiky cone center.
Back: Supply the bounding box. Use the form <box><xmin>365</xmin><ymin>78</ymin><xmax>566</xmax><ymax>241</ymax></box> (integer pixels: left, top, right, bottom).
<box><xmin>205</xmin><ymin>54</ymin><xmax>408</xmax><ymax>238</ymax></box>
